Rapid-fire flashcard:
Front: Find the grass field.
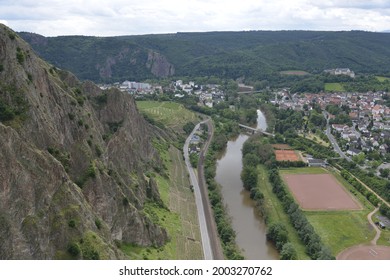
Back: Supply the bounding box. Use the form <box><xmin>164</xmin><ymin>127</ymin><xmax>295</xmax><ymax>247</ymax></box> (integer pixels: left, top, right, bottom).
<box><xmin>280</xmin><ymin>167</ymin><xmax>327</xmax><ymax>175</ymax></box>
<box><xmin>376</xmin><ymin>76</ymin><xmax>390</xmax><ymax>82</ymax></box>
<box><xmin>122</xmin><ymin>145</ymin><xmax>203</xmax><ymax>260</ymax></box>
<box><xmin>325</xmin><ymin>83</ymin><xmax>345</xmax><ymax>92</ymax></box>
<box><xmin>306</xmin><ymin>210</ymin><xmax>375</xmax><ymax>255</ymax></box>
<box><xmin>136</xmin><ymin>101</ymin><xmax>200</xmax><ymax>132</ymax></box>
<box><xmin>257</xmin><ymin>165</ymin><xmax>310</xmax><ymax>259</ymax></box>
<box><xmin>299</xmin><ymin>133</ymin><xmax>330</xmax><ymax>147</ymax></box>
<box><xmin>280</xmin><ymin>70</ymin><xmax>310</xmax><ymax>76</ymax></box>
<box><xmin>377</xmin><ymin>229</ymin><xmax>390</xmax><ymax>246</ymax></box>
<box><xmin>280</xmin><ymin>167</ymin><xmax>376</xmax><ymax>255</ymax></box>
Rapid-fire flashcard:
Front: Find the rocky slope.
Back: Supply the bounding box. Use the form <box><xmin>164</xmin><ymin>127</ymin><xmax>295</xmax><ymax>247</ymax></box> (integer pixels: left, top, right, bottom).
<box><xmin>0</xmin><ymin>24</ymin><xmax>168</xmax><ymax>259</ymax></box>
<box><xmin>19</xmin><ymin>32</ymin><xmax>175</xmax><ymax>82</ymax></box>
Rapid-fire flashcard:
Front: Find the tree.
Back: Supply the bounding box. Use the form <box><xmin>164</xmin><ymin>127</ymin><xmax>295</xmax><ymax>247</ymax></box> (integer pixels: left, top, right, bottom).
<box><xmin>280</xmin><ymin>243</ymin><xmax>297</xmax><ymax>260</ymax></box>
<box><xmin>243</xmin><ymin>153</ymin><xmax>260</xmax><ymax>167</ymax></box>
<box><xmin>241</xmin><ymin>166</ymin><xmax>258</xmax><ymax>191</ymax></box>
<box><xmin>266</xmin><ymin>223</ymin><xmax>288</xmax><ymax>250</ymax></box>
<box><xmin>352</xmin><ymin>153</ymin><xmax>365</xmax><ymax>165</ymax></box>
<box><xmin>183</xmin><ymin>121</ymin><xmax>195</xmax><ymax>134</ymax></box>
<box><xmin>379</xmin><ymin>168</ymin><xmax>389</xmax><ymax>178</ymax></box>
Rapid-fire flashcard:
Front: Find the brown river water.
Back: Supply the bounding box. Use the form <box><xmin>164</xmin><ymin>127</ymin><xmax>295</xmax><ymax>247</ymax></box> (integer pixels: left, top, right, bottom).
<box><xmin>215</xmin><ymin>110</ymin><xmax>279</xmax><ymax>259</ymax></box>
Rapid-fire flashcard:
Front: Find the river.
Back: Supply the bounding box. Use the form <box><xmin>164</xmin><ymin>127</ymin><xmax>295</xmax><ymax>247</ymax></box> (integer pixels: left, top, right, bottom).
<box><xmin>215</xmin><ymin>110</ymin><xmax>279</xmax><ymax>259</ymax></box>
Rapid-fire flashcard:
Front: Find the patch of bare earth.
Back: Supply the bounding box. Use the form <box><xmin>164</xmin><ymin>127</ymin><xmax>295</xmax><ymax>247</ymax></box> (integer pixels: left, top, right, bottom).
<box><xmin>283</xmin><ymin>174</ymin><xmax>362</xmax><ymax>210</ymax></box>
<box><xmin>337</xmin><ymin>245</ymin><xmax>390</xmax><ymax>260</ymax></box>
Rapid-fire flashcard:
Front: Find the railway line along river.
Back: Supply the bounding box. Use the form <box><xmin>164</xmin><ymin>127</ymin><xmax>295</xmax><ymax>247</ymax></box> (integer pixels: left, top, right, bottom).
<box><xmin>215</xmin><ymin>109</ymin><xmax>279</xmax><ymax>259</ymax></box>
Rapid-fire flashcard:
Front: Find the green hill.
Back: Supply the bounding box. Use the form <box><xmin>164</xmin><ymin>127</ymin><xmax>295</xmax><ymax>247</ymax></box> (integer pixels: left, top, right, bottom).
<box><xmin>19</xmin><ymin>30</ymin><xmax>390</xmax><ymax>83</ymax></box>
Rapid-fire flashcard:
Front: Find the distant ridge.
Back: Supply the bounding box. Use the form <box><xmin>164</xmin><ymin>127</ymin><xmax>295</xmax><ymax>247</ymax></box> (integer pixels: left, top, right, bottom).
<box><xmin>19</xmin><ymin>30</ymin><xmax>390</xmax><ymax>82</ymax></box>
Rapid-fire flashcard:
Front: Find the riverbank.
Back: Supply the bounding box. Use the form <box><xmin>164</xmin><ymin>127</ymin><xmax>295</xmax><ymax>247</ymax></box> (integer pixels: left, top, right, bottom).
<box><xmin>215</xmin><ymin>110</ymin><xmax>279</xmax><ymax>259</ymax></box>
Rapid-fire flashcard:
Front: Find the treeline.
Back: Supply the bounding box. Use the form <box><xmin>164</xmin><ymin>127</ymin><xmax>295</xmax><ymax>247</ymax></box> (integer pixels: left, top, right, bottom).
<box><xmin>336</xmin><ymin>159</ymin><xmax>390</xmax><ymax>204</ymax></box>
<box><xmin>241</xmin><ymin>136</ymin><xmax>333</xmax><ymax>260</ymax></box>
<box><xmin>277</xmin><ymin>161</ymin><xmax>307</xmax><ymax>168</ymax></box>
<box><xmin>380</xmin><ymin>204</ymin><xmax>390</xmax><ymax>220</ymax></box>
<box><xmin>241</xmin><ymin>137</ymin><xmax>275</xmax><ymax>220</ymax></box>
<box><xmin>287</xmin><ymin>137</ymin><xmax>337</xmax><ymax>159</ymax></box>
<box><xmin>344</xmin><ymin>75</ymin><xmax>390</xmax><ymax>92</ymax></box>
<box><xmin>268</xmin><ymin>167</ymin><xmax>334</xmax><ymax>259</ymax></box>
<box><xmin>339</xmin><ymin>169</ymin><xmax>380</xmax><ymax>206</ymax></box>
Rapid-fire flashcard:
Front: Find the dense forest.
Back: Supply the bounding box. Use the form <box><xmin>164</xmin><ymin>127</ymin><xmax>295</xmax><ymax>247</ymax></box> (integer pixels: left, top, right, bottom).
<box><xmin>20</xmin><ymin>31</ymin><xmax>390</xmax><ymax>84</ymax></box>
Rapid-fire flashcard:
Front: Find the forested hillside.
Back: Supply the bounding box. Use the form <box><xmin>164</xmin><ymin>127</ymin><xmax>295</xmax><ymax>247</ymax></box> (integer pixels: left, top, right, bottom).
<box><xmin>20</xmin><ymin>30</ymin><xmax>390</xmax><ymax>83</ymax></box>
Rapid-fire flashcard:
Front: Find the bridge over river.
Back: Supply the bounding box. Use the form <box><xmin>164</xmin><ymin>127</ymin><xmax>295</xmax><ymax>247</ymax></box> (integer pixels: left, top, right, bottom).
<box><xmin>238</xmin><ymin>124</ymin><xmax>275</xmax><ymax>137</ymax></box>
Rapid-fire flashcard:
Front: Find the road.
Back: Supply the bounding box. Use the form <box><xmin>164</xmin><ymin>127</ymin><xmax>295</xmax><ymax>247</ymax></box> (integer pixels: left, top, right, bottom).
<box><xmin>367</xmin><ymin>208</ymin><xmax>381</xmax><ymax>245</ymax></box>
<box><xmin>323</xmin><ymin>111</ymin><xmax>352</xmax><ymax>162</ymax></box>
<box><xmin>183</xmin><ymin>118</ymin><xmax>224</xmax><ymax>260</ymax></box>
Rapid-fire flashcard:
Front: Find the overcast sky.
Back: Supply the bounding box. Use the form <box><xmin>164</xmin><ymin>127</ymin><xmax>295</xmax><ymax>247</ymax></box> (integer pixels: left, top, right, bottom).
<box><xmin>1</xmin><ymin>0</ymin><xmax>390</xmax><ymax>36</ymax></box>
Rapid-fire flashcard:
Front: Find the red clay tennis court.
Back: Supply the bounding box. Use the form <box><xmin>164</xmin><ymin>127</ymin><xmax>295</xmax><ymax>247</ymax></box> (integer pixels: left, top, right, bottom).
<box><xmin>274</xmin><ymin>150</ymin><xmax>301</xmax><ymax>162</ymax></box>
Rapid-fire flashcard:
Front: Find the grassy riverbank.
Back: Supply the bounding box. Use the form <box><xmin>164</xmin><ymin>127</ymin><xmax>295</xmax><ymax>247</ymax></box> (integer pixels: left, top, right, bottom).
<box><xmin>257</xmin><ymin>165</ymin><xmax>310</xmax><ymax>259</ymax></box>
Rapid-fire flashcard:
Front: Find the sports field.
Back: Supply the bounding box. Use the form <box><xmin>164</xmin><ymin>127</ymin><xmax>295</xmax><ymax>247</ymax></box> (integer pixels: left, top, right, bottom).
<box><xmin>283</xmin><ymin>173</ymin><xmax>362</xmax><ymax>210</ymax></box>
<box><xmin>275</xmin><ymin>150</ymin><xmax>301</xmax><ymax>162</ymax></box>
<box><xmin>337</xmin><ymin>245</ymin><xmax>390</xmax><ymax>260</ymax></box>
<box><xmin>280</xmin><ymin>167</ymin><xmax>379</xmax><ymax>256</ymax></box>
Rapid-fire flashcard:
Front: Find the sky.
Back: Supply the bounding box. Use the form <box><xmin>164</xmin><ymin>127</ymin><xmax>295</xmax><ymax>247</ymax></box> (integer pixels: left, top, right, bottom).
<box><xmin>1</xmin><ymin>0</ymin><xmax>390</xmax><ymax>36</ymax></box>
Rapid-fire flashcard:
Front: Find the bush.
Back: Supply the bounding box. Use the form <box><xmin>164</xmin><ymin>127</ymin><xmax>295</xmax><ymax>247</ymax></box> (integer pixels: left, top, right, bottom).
<box><xmin>68</xmin><ymin>220</ymin><xmax>76</xmax><ymax>228</ymax></box>
<box><xmin>16</xmin><ymin>48</ymin><xmax>24</xmax><ymax>64</ymax></box>
<box><xmin>86</xmin><ymin>162</ymin><xmax>96</xmax><ymax>178</ymax></box>
<box><xmin>68</xmin><ymin>113</ymin><xmax>75</xmax><ymax>120</ymax></box>
<box><xmin>266</xmin><ymin>223</ymin><xmax>288</xmax><ymax>250</ymax></box>
<box><xmin>94</xmin><ymin>93</ymin><xmax>108</xmax><ymax>106</ymax></box>
<box><xmin>95</xmin><ymin>219</ymin><xmax>102</xmax><ymax>230</ymax></box>
<box><xmin>67</xmin><ymin>242</ymin><xmax>81</xmax><ymax>257</ymax></box>
<box><xmin>280</xmin><ymin>243</ymin><xmax>297</xmax><ymax>260</ymax></box>
<box><xmin>183</xmin><ymin>121</ymin><xmax>195</xmax><ymax>134</ymax></box>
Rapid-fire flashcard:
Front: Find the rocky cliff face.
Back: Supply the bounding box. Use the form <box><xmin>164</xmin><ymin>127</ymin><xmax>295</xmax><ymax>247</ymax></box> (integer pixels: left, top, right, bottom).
<box><xmin>0</xmin><ymin>24</ymin><xmax>168</xmax><ymax>259</ymax></box>
<box><xmin>146</xmin><ymin>51</ymin><xmax>175</xmax><ymax>77</ymax></box>
<box><xmin>19</xmin><ymin>32</ymin><xmax>175</xmax><ymax>81</ymax></box>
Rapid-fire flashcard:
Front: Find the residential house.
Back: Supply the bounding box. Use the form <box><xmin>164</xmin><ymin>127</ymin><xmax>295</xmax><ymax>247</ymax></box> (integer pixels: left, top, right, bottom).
<box><xmin>347</xmin><ymin>148</ymin><xmax>362</xmax><ymax>156</ymax></box>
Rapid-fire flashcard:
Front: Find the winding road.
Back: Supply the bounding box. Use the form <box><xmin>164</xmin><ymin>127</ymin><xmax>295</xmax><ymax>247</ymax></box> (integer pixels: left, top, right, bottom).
<box><xmin>183</xmin><ymin>118</ymin><xmax>224</xmax><ymax>260</ymax></box>
<box><xmin>367</xmin><ymin>208</ymin><xmax>381</xmax><ymax>245</ymax></box>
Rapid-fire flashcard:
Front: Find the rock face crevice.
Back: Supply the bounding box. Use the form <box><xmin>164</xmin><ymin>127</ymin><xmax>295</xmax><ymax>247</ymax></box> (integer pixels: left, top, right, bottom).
<box><xmin>0</xmin><ymin>24</ymin><xmax>168</xmax><ymax>259</ymax></box>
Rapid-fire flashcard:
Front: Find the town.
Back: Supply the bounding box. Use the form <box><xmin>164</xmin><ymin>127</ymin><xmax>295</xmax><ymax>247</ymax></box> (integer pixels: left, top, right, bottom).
<box><xmin>275</xmin><ymin>89</ymin><xmax>390</xmax><ymax>173</ymax></box>
<box><xmin>99</xmin><ymin>79</ymin><xmax>227</xmax><ymax>108</ymax></box>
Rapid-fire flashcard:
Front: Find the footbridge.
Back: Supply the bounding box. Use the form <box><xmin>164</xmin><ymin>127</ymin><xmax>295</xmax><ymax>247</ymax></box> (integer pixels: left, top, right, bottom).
<box><xmin>238</xmin><ymin>124</ymin><xmax>275</xmax><ymax>137</ymax></box>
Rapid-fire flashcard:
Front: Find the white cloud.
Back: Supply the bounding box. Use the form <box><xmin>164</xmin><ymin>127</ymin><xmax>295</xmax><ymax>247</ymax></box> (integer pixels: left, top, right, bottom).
<box><xmin>0</xmin><ymin>0</ymin><xmax>390</xmax><ymax>36</ymax></box>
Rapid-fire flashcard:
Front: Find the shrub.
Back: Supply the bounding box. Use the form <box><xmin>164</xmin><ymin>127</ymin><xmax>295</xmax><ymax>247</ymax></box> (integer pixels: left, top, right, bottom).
<box><xmin>8</xmin><ymin>32</ymin><xmax>16</xmax><ymax>40</ymax></box>
<box><xmin>68</xmin><ymin>220</ymin><xmax>76</xmax><ymax>228</ymax></box>
<box><xmin>67</xmin><ymin>242</ymin><xmax>80</xmax><ymax>257</ymax></box>
<box><xmin>86</xmin><ymin>162</ymin><xmax>96</xmax><ymax>178</ymax></box>
<box><xmin>16</xmin><ymin>48</ymin><xmax>25</xmax><ymax>64</ymax></box>
<box><xmin>95</xmin><ymin>145</ymin><xmax>103</xmax><ymax>157</ymax></box>
<box><xmin>94</xmin><ymin>93</ymin><xmax>108</xmax><ymax>106</ymax></box>
<box><xmin>95</xmin><ymin>219</ymin><xmax>102</xmax><ymax>230</ymax></box>
<box><xmin>280</xmin><ymin>243</ymin><xmax>297</xmax><ymax>260</ymax></box>
<box><xmin>68</xmin><ymin>113</ymin><xmax>75</xmax><ymax>120</ymax></box>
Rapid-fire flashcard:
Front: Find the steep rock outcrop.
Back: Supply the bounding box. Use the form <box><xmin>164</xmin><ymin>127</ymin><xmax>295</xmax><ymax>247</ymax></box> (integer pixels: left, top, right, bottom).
<box><xmin>0</xmin><ymin>24</ymin><xmax>168</xmax><ymax>259</ymax></box>
<box><xmin>146</xmin><ymin>51</ymin><xmax>175</xmax><ymax>77</ymax></box>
